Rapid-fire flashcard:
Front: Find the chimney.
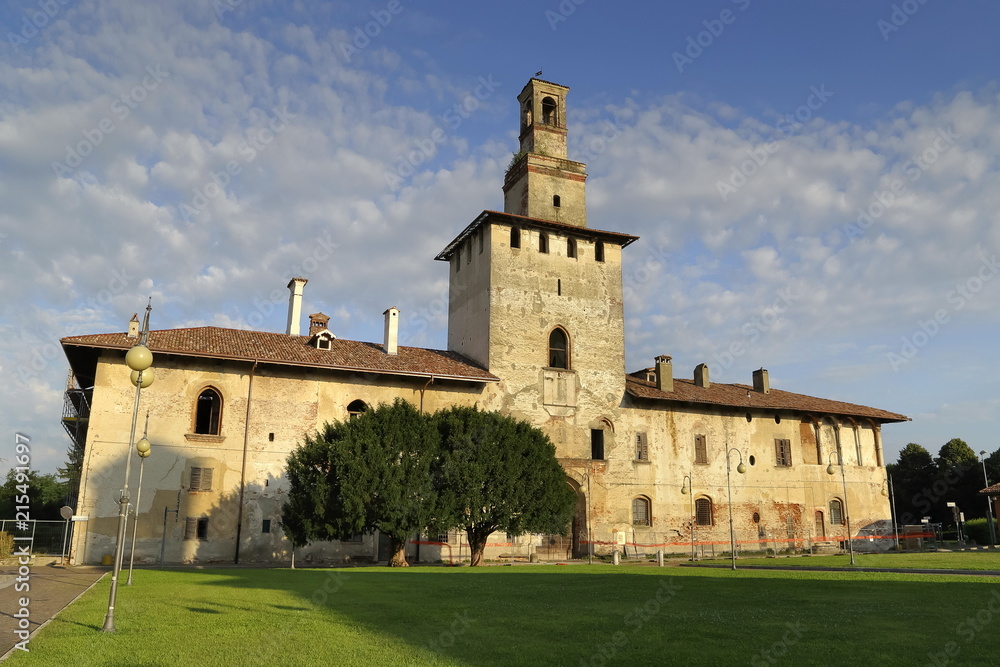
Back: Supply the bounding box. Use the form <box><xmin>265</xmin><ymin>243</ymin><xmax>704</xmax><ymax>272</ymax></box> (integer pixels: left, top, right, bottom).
<box><xmin>752</xmin><ymin>368</ymin><xmax>770</xmax><ymax>394</ymax></box>
<box><xmin>286</xmin><ymin>277</ymin><xmax>308</xmax><ymax>335</ymax></box>
<box><xmin>654</xmin><ymin>355</ymin><xmax>673</xmax><ymax>392</ymax></box>
<box><xmin>383</xmin><ymin>307</ymin><xmax>399</xmax><ymax>355</ymax></box>
<box><xmin>309</xmin><ymin>312</ymin><xmax>330</xmax><ymax>336</ymax></box>
<box><xmin>127</xmin><ymin>313</ymin><xmax>139</xmax><ymax>339</ymax></box>
<box><xmin>694</xmin><ymin>363</ymin><xmax>710</xmax><ymax>388</ymax></box>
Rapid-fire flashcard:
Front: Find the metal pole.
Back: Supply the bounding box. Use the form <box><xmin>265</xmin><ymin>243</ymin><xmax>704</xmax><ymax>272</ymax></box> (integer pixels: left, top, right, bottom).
<box><xmin>102</xmin><ymin>373</ymin><xmax>142</xmax><ymax>632</ymax></box>
<box><xmin>726</xmin><ymin>448</ymin><xmax>744</xmax><ymax>571</ymax></box>
<box><xmin>126</xmin><ymin>455</ymin><xmax>146</xmax><ymax>585</ymax></box>
<box><xmin>689</xmin><ymin>472</ymin><xmax>695</xmax><ymax>562</ymax></box>
<box><xmin>888</xmin><ymin>474</ymin><xmax>900</xmax><ymax>549</ymax></box>
<box><xmin>61</xmin><ymin>518</ymin><xmax>71</xmax><ymax>566</ymax></box>
<box><xmin>980</xmin><ymin>454</ymin><xmax>996</xmax><ymax>546</ymax></box>
<box><xmin>838</xmin><ymin>454</ymin><xmax>856</xmax><ymax>566</ymax></box>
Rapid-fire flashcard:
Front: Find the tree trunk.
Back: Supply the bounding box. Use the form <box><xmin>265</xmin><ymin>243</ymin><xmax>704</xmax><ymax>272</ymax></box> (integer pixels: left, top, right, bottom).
<box><xmin>469</xmin><ymin>541</ymin><xmax>486</xmax><ymax>567</ymax></box>
<box><xmin>389</xmin><ymin>537</ymin><xmax>409</xmax><ymax>567</ymax></box>
<box><xmin>468</xmin><ymin>528</ymin><xmax>491</xmax><ymax>567</ymax></box>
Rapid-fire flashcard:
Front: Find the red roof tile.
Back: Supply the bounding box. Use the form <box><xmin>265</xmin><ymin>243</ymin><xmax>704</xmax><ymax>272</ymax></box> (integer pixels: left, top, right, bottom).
<box><xmin>61</xmin><ymin>327</ymin><xmax>498</xmax><ymax>382</ymax></box>
<box><xmin>625</xmin><ymin>374</ymin><xmax>908</xmax><ymax>423</ymax></box>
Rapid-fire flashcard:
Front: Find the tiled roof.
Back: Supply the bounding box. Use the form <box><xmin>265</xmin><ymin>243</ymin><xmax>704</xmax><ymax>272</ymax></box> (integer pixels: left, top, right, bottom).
<box><xmin>981</xmin><ymin>483</ymin><xmax>1000</xmax><ymax>496</ymax></box>
<box><xmin>625</xmin><ymin>374</ymin><xmax>909</xmax><ymax>423</ymax></box>
<box><xmin>436</xmin><ymin>210</ymin><xmax>639</xmax><ymax>261</ymax></box>
<box><xmin>61</xmin><ymin>327</ymin><xmax>498</xmax><ymax>382</ymax></box>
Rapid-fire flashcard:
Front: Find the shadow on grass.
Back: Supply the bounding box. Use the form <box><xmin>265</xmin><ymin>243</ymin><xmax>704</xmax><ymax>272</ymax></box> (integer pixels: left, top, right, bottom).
<box><xmin>168</xmin><ymin>565</ymin><xmax>1000</xmax><ymax>666</ymax></box>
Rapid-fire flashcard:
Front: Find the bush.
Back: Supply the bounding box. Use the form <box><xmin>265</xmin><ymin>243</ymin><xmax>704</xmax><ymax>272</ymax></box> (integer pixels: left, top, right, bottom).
<box><xmin>964</xmin><ymin>518</ymin><xmax>995</xmax><ymax>545</ymax></box>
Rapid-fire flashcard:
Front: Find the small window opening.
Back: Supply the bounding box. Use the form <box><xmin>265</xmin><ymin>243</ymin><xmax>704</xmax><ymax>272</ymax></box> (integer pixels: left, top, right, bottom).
<box><xmin>317</xmin><ymin>337</ymin><xmax>331</xmax><ymax>350</ymax></box>
<box><xmin>539</xmin><ymin>233</ymin><xmax>549</xmax><ymax>254</ymax></box>
<box><xmin>694</xmin><ymin>434</ymin><xmax>708</xmax><ymax>465</ymax></box>
<box><xmin>632</xmin><ymin>497</ymin><xmax>651</xmax><ymax>526</ymax></box>
<box><xmin>567</xmin><ymin>238</ymin><xmax>577</xmax><ymax>258</ymax></box>
<box><xmin>268</xmin><ymin>432</ymin><xmax>274</xmax><ymax>442</ymax></box>
<box><xmin>347</xmin><ymin>400</ymin><xmax>368</xmax><ymax>419</ymax></box>
<box><xmin>752</xmin><ymin>512</ymin><xmax>761</xmax><ymax>524</ymax></box>
<box><xmin>635</xmin><ymin>433</ymin><xmax>648</xmax><ymax>461</ymax></box>
<box><xmin>510</xmin><ymin>227</ymin><xmax>521</xmax><ymax>248</ymax></box>
<box><xmin>553</xmin><ymin>195</ymin><xmax>561</xmax><ymax>208</ymax></box>
<box><xmin>591</xmin><ymin>429</ymin><xmax>605</xmax><ymax>460</ymax></box>
<box><xmin>548</xmin><ymin>328</ymin><xmax>569</xmax><ymax>369</ymax></box>
<box><xmin>262</xmin><ymin>519</ymin><xmax>271</xmax><ymax>534</ymax></box>
<box><xmin>775</xmin><ymin>438</ymin><xmax>792</xmax><ymax>467</ymax></box>
<box><xmin>185</xmin><ymin>517</ymin><xmax>209</xmax><ymax>540</ymax></box>
<box><xmin>595</xmin><ymin>241</ymin><xmax>605</xmax><ymax>262</ymax></box>
<box><xmin>557</xmin><ymin>279</ymin><xmax>561</xmax><ymax>296</ymax></box>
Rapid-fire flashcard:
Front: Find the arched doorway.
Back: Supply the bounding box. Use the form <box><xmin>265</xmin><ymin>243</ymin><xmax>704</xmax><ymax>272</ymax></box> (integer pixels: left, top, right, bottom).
<box><xmin>569</xmin><ymin>479</ymin><xmax>588</xmax><ymax>559</ymax></box>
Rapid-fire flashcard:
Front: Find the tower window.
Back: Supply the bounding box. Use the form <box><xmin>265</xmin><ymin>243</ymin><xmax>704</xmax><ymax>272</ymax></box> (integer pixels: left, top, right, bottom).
<box><xmin>539</xmin><ymin>233</ymin><xmax>549</xmax><ymax>254</ymax></box>
<box><xmin>542</xmin><ymin>96</ymin><xmax>557</xmax><ymax>126</ymax></box>
<box><xmin>591</xmin><ymin>429</ymin><xmax>605</xmax><ymax>460</ymax></box>
<box><xmin>567</xmin><ymin>238</ymin><xmax>577</xmax><ymax>259</ymax></box>
<box><xmin>548</xmin><ymin>327</ymin><xmax>569</xmax><ymax>369</ymax></box>
<box><xmin>553</xmin><ymin>195</ymin><xmax>561</xmax><ymax>208</ymax></box>
<box><xmin>557</xmin><ymin>279</ymin><xmax>561</xmax><ymax>296</ymax></box>
<box><xmin>510</xmin><ymin>227</ymin><xmax>521</xmax><ymax>248</ymax></box>
<box><xmin>595</xmin><ymin>241</ymin><xmax>605</xmax><ymax>262</ymax></box>
<box><xmin>347</xmin><ymin>400</ymin><xmax>369</xmax><ymax>419</ymax></box>
<box><xmin>195</xmin><ymin>388</ymin><xmax>222</xmax><ymax>435</ymax></box>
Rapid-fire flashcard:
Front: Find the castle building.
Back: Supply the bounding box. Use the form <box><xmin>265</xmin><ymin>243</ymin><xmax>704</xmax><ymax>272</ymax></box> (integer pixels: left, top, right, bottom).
<box><xmin>61</xmin><ymin>78</ymin><xmax>908</xmax><ymax>565</ymax></box>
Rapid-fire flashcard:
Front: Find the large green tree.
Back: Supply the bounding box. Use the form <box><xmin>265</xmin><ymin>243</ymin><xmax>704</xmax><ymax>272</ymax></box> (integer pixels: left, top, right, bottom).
<box><xmin>887</xmin><ymin>443</ymin><xmax>935</xmax><ymax>525</ymax></box>
<box><xmin>431</xmin><ymin>405</ymin><xmax>577</xmax><ymax>566</ymax></box>
<box><xmin>935</xmin><ymin>438</ymin><xmax>982</xmax><ymax>523</ymax></box>
<box><xmin>0</xmin><ymin>469</ymin><xmax>68</xmax><ymax>520</ymax></box>
<box><xmin>283</xmin><ymin>398</ymin><xmax>439</xmax><ymax>567</ymax></box>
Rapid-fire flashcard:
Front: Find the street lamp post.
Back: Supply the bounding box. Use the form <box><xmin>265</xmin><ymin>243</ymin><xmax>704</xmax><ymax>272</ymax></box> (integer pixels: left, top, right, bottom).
<box><xmin>680</xmin><ymin>471</ymin><xmax>695</xmax><ymax>561</ymax></box>
<box><xmin>827</xmin><ymin>452</ymin><xmax>856</xmax><ymax>566</ymax></box>
<box><xmin>127</xmin><ymin>413</ymin><xmax>153</xmax><ymax>585</ymax></box>
<box><xmin>882</xmin><ymin>475</ymin><xmax>899</xmax><ymax>550</ymax></box>
<box><xmin>726</xmin><ymin>448</ymin><xmax>747</xmax><ymax>571</ymax></box>
<box><xmin>979</xmin><ymin>451</ymin><xmax>996</xmax><ymax>547</ymax></box>
<box><xmin>102</xmin><ymin>301</ymin><xmax>153</xmax><ymax>633</ymax></box>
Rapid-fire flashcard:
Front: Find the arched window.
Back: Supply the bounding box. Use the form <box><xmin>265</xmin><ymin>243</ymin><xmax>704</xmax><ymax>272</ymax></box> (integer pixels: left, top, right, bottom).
<box><xmin>548</xmin><ymin>327</ymin><xmax>569</xmax><ymax>369</ymax></box>
<box><xmin>195</xmin><ymin>388</ymin><xmax>222</xmax><ymax>435</ymax></box>
<box><xmin>594</xmin><ymin>241</ymin><xmax>605</xmax><ymax>262</ymax></box>
<box><xmin>567</xmin><ymin>238</ymin><xmax>577</xmax><ymax>258</ymax></box>
<box><xmin>829</xmin><ymin>499</ymin><xmax>844</xmax><ymax>525</ymax></box>
<box><xmin>510</xmin><ymin>227</ymin><xmax>521</xmax><ymax>249</ymax></box>
<box><xmin>695</xmin><ymin>497</ymin><xmax>713</xmax><ymax>526</ymax></box>
<box><xmin>542</xmin><ymin>96</ymin><xmax>557</xmax><ymax>125</ymax></box>
<box><xmin>521</xmin><ymin>102</ymin><xmax>532</xmax><ymax>130</ymax></box>
<box><xmin>347</xmin><ymin>400</ymin><xmax>368</xmax><ymax>420</ymax></box>
<box><xmin>539</xmin><ymin>233</ymin><xmax>549</xmax><ymax>254</ymax></box>
<box><xmin>632</xmin><ymin>497</ymin><xmax>651</xmax><ymax>526</ymax></box>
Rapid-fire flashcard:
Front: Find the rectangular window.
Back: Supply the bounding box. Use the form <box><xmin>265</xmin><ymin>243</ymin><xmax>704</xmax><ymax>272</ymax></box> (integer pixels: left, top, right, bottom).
<box><xmin>591</xmin><ymin>429</ymin><xmax>605</xmax><ymax>460</ymax></box>
<box><xmin>775</xmin><ymin>439</ymin><xmax>792</xmax><ymax>467</ymax></box>
<box><xmin>185</xmin><ymin>517</ymin><xmax>209</xmax><ymax>540</ymax></box>
<box><xmin>190</xmin><ymin>467</ymin><xmax>214</xmax><ymax>491</ymax></box>
<box><xmin>635</xmin><ymin>432</ymin><xmax>648</xmax><ymax>461</ymax></box>
<box><xmin>694</xmin><ymin>434</ymin><xmax>708</xmax><ymax>464</ymax></box>
<box><xmin>262</xmin><ymin>519</ymin><xmax>271</xmax><ymax>534</ymax></box>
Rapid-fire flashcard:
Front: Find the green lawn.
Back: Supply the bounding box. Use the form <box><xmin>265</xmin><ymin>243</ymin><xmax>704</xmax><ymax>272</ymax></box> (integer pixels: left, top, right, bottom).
<box><xmin>9</xmin><ymin>565</ymin><xmax>1000</xmax><ymax>666</ymax></box>
<box><xmin>699</xmin><ymin>551</ymin><xmax>1000</xmax><ymax>571</ymax></box>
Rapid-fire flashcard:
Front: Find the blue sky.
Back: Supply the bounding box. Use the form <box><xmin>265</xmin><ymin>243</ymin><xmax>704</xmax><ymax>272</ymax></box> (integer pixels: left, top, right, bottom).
<box><xmin>2</xmin><ymin>0</ymin><xmax>1000</xmax><ymax>474</ymax></box>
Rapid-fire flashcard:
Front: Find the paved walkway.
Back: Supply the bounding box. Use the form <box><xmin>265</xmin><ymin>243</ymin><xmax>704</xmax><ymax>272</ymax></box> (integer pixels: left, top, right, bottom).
<box><xmin>0</xmin><ymin>557</ymin><xmax>106</xmax><ymax>660</ymax></box>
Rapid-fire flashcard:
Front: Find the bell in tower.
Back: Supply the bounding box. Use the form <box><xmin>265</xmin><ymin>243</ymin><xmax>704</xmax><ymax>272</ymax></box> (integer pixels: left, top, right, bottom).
<box><xmin>503</xmin><ymin>78</ymin><xmax>588</xmax><ymax>227</ymax></box>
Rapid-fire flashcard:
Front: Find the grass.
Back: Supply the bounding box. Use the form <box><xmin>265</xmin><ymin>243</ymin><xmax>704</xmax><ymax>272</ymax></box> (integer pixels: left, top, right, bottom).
<box><xmin>699</xmin><ymin>551</ymin><xmax>1000</xmax><ymax>571</ymax></box>
<box><xmin>9</xmin><ymin>564</ymin><xmax>1000</xmax><ymax>666</ymax></box>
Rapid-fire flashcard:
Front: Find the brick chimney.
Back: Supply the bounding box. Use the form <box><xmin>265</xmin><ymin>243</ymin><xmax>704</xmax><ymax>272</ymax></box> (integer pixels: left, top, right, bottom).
<box><xmin>694</xmin><ymin>363</ymin><xmax>710</xmax><ymax>388</ymax></box>
<box><xmin>654</xmin><ymin>355</ymin><xmax>673</xmax><ymax>392</ymax></box>
<box><xmin>752</xmin><ymin>368</ymin><xmax>770</xmax><ymax>394</ymax></box>
<box><xmin>286</xmin><ymin>277</ymin><xmax>308</xmax><ymax>335</ymax></box>
<box><xmin>309</xmin><ymin>312</ymin><xmax>330</xmax><ymax>336</ymax></box>
<box><xmin>383</xmin><ymin>307</ymin><xmax>399</xmax><ymax>356</ymax></box>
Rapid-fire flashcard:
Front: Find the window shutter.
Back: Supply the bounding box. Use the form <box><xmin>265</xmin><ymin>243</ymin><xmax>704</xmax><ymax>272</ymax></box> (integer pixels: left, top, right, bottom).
<box><xmin>190</xmin><ymin>467</ymin><xmax>201</xmax><ymax>491</ymax></box>
<box><xmin>636</xmin><ymin>433</ymin><xmax>648</xmax><ymax>461</ymax></box>
<box><xmin>185</xmin><ymin>517</ymin><xmax>197</xmax><ymax>540</ymax></box>
<box><xmin>202</xmin><ymin>468</ymin><xmax>213</xmax><ymax>491</ymax></box>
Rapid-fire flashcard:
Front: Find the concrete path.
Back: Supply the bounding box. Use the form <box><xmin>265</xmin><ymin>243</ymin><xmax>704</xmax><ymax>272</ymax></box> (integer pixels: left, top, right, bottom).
<box><xmin>0</xmin><ymin>557</ymin><xmax>106</xmax><ymax>660</ymax></box>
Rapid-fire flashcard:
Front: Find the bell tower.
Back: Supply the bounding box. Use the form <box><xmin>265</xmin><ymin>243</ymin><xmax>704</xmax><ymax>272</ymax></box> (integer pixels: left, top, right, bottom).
<box><xmin>503</xmin><ymin>79</ymin><xmax>588</xmax><ymax>227</ymax></box>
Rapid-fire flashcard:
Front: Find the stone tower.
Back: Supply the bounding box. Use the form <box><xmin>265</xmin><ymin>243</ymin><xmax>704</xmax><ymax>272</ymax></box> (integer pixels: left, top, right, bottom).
<box><xmin>439</xmin><ymin>77</ymin><xmax>637</xmax><ymax>461</ymax></box>
<box><xmin>502</xmin><ymin>79</ymin><xmax>588</xmax><ymax>227</ymax></box>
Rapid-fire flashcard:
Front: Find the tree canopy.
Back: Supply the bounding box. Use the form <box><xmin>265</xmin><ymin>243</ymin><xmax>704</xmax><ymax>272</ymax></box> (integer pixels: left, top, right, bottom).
<box><xmin>282</xmin><ymin>401</ymin><xmax>576</xmax><ymax>566</ymax></box>
<box><xmin>431</xmin><ymin>405</ymin><xmax>577</xmax><ymax>566</ymax></box>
